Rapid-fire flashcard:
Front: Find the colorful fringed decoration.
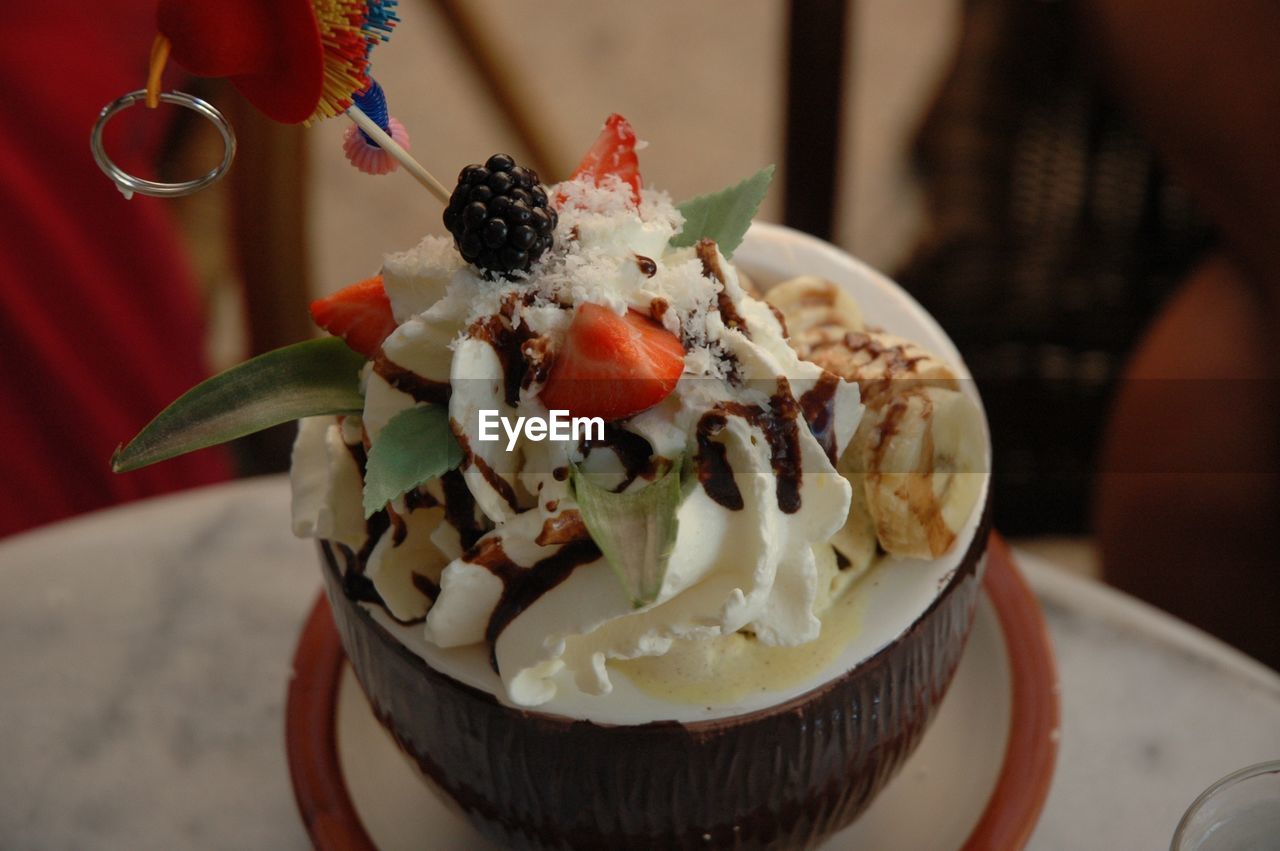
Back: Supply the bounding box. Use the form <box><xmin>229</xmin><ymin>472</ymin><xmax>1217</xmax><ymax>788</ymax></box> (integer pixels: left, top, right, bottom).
<box><xmin>154</xmin><ymin>0</ymin><xmax>401</xmax><ymax>125</ymax></box>
<box><xmin>309</xmin><ymin>0</ymin><xmax>375</xmax><ymax>122</ymax></box>
<box><xmin>150</xmin><ymin>0</ymin><xmax>430</xmax><ymax>187</ymax></box>
<box><xmin>361</xmin><ymin>0</ymin><xmax>400</xmax><ymax>51</ymax></box>
<box><xmin>343</xmin><ymin>79</ymin><xmax>410</xmax><ymax>174</ymax></box>
<box><xmin>309</xmin><ymin>0</ymin><xmax>401</xmax><ymax>122</ymax></box>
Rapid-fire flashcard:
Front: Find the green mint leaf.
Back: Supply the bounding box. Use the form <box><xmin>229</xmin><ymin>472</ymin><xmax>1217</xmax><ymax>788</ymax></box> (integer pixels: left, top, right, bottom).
<box><xmin>363</xmin><ymin>405</ymin><xmax>463</xmax><ymax>517</ymax></box>
<box><xmin>670</xmin><ymin>164</ymin><xmax>775</xmax><ymax>257</ymax></box>
<box><xmin>571</xmin><ymin>457</ymin><xmax>687</xmax><ymax>607</ymax></box>
<box><xmin>112</xmin><ymin>337</ymin><xmax>366</xmax><ymax>473</ymax></box>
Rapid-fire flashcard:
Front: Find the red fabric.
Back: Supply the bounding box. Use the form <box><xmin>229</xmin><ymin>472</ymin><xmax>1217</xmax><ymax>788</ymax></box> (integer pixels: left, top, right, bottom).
<box><xmin>0</xmin><ymin>1</ymin><xmax>235</xmax><ymax>539</ymax></box>
<box><xmin>158</xmin><ymin>0</ymin><xmax>327</xmax><ymax>124</ymax></box>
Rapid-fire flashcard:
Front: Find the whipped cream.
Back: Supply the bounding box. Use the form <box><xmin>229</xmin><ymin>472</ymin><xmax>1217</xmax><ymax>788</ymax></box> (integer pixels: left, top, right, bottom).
<box><xmin>292</xmin><ymin>176</ymin><xmax>863</xmax><ymax>707</ymax></box>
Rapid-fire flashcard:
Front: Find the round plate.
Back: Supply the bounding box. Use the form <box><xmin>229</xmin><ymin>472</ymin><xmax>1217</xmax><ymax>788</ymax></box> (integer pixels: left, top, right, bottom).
<box><xmin>286</xmin><ymin>533</ymin><xmax>1058</xmax><ymax>850</ymax></box>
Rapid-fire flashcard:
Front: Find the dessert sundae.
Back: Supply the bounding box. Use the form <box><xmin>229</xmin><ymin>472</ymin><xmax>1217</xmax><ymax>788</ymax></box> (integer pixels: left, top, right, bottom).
<box><xmin>114</xmin><ymin>115</ymin><xmax>989</xmax><ymax>849</ymax></box>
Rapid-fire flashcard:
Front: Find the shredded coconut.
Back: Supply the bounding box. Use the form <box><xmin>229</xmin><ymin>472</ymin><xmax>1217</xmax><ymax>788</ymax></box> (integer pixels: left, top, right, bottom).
<box><xmin>379</xmin><ymin>173</ymin><xmax>749</xmax><ymax>380</ymax></box>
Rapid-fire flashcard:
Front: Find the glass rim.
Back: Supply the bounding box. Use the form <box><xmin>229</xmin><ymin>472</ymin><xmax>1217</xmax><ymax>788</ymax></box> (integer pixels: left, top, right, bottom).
<box><xmin>1171</xmin><ymin>759</ymin><xmax>1280</xmax><ymax>850</ymax></box>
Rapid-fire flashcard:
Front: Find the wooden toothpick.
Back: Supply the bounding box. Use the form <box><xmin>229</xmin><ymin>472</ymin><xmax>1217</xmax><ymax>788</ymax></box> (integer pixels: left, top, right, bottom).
<box><xmin>346</xmin><ymin>105</ymin><xmax>451</xmax><ymax>204</ymax></box>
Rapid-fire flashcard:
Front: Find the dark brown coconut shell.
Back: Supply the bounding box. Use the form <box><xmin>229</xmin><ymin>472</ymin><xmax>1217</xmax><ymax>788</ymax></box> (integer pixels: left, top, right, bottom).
<box><xmin>317</xmin><ymin>493</ymin><xmax>991</xmax><ymax>851</ymax></box>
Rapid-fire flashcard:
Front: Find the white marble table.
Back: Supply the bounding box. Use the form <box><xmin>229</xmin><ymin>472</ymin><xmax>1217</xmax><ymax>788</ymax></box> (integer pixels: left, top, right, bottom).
<box><xmin>2</xmin><ymin>477</ymin><xmax>1278</xmax><ymax>850</ymax></box>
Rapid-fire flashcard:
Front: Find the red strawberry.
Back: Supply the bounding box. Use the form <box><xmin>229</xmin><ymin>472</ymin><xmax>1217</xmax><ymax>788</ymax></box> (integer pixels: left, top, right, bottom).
<box><xmin>561</xmin><ymin>113</ymin><xmax>642</xmax><ymax>205</ymax></box>
<box><xmin>541</xmin><ymin>304</ymin><xmax>685</xmax><ymax>421</ymax></box>
<box><xmin>309</xmin><ymin>275</ymin><xmax>398</xmax><ymax>359</ymax></box>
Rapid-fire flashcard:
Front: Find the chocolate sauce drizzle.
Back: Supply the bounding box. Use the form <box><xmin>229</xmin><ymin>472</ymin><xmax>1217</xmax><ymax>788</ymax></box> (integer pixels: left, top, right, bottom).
<box><xmin>799</xmin><ymin>285</ymin><xmax>837</xmax><ymax>307</ymax></box>
<box><xmin>441</xmin><ymin>468</ymin><xmax>485</xmax><ymax>550</ymax></box>
<box><xmin>835</xmin><ymin>332</ymin><xmax>931</xmax><ymax>403</ymax></box>
<box><xmin>649</xmin><ymin>297</ymin><xmax>669</xmax><ymax>324</ymax></box>
<box><xmin>469</xmin><ymin>314</ymin><xmax>537</xmax><ymax>408</ymax></box>
<box><xmin>340</xmin><ymin>504</ymin><xmax>384</xmax><ymax>596</ymax></box>
<box><xmin>578</xmin><ymin>424</ymin><xmax>658</xmax><ymax>493</ymax></box>
<box><xmin>404</xmin><ymin>487</ymin><xmax>439</xmax><ymax>512</ymax></box>
<box><xmin>766</xmin><ymin>303</ymin><xmax>789</xmax><ymax>337</ymax></box>
<box><xmin>453</xmin><ymin>428</ymin><xmax>520</xmax><ymax>512</ymax></box>
<box><xmin>871</xmin><ymin>395</ymin><xmax>911</xmax><ymax>470</ymax></box>
<box><xmin>799</xmin><ymin>372</ymin><xmax>842</xmax><ymax>465</ymax></box>
<box><xmin>339</xmin><ymin>412</ymin><xmax>473</xmax><ymax>625</ymax></box>
<box><xmin>694</xmin><ymin>413</ymin><xmax>743</xmax><ymax>511</ymax></box>
<box><xmin>457</xmin><ymin>307</ymin><xmax>549</xmax><ymax>514</ymax></box>
<box><xmin>696</xmin><ymin>239</ymin><xmax>750</xmax><ymax>339</ymax></box>
<box><xmin>390</xmin><ymin>510</ymin><xmax>408</xmax><ymax>545</ymax></box>
<box><xmin>336</xmin><ymin>510</ymin><xmax>430</xmax><ymax>626</ymax></box>
<box><xmin>520</xmin><ymin>336</ymin><xmax>555</xmax><ymax>390</ymax></box>
<box><xmin>344</xmin><ymin>439</ymin><xmax>369</xmax><ymax>476</ymax></box>
<box><xmin>343</xmin><ymin>435</ymin><xmax>380</xmax><ymax>568</ymax></box>
<box><xmin>385</xmin><ymin>480</ymin><xmax>436</xmax><ymax>550</ymax></box>
<box><xmin>635</xmin><ymin>255</ymin><xmax>658</xmax><ymax>277</ymax></box>
<box><xmin>338</xmin><ymin>436</ymin><xmax>398</xmax><ymax>614</ymax></box>
<box><xmin>694</xmin><ymin>378</ymin><xmax>805</xmax><ymax>514</ymax></box>
<box><xmin>535</xmin><ymin>510</ymin><xmax>591</xmax><ymax>547</ymax></box>
<box><xmin>412</xmin><ymin>571</ymin><xmax>441</xmax><ymax>603</ymax></box>
<box><xmin>470</xmin><ymin>537</ymin><xmax>603</xmax><ymax>672</ymax></box>
<box><xmin>843</xmin><ymin>331</ymin><xmax>928</xmax><ymax>368</ymax></box>
<box><xmin>373</xmin><ymin>353</ymin><xmax>451</xmax><ymax>405</ymax></box>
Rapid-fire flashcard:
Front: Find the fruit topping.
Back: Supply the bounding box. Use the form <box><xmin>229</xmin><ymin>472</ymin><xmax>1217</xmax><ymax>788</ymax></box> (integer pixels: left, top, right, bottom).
<box><xmin>540</xmin><ymin>304</ymin><xmax>685</xmax><ymax>421</ymax></box>
<box><xmin>309</xmin><ymin>274</ymin><xmax>399</xmax><ymax>358</ymax></box>
<box><xmin>561</xmin><ymin>113</ymin><xmax>642</xmax><ymax>205</ymax></box>
<box><xmin>444</xmin><ymin>154</ymin><xmax>557</xmax><ymax>278</ymax></box>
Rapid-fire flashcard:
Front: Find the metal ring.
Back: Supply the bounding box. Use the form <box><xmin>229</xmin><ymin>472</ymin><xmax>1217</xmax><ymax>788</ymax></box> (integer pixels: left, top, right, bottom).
<box><xmin>90</xmin><ymin>90</ymin><xmax>236</xmax><ymax>198</ymax></box>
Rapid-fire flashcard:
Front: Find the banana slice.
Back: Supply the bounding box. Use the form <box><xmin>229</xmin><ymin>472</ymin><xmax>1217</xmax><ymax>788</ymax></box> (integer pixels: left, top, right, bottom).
<box><xmin>800</xmin><ymin>329</ymin><xmax>959</xmax><ymax>408</ymax></box>
<box><xmin>765</xmin><ymin>276</ymin><xmax>865</xmax><ymax>339</ymax></box>
<box><xmin>773</xmin><ymin>287</ymin><xmax>983</xmax><ymax>559</ymax></box>
<box><xmin>829</xmin><ymin>430</ymin><xmax>879</xmax><ymax>576</ymax></box>
<box><xmin>856</xmin><ymin>387</ymin><xmax>984</xmax><ymax>558</ymax></box>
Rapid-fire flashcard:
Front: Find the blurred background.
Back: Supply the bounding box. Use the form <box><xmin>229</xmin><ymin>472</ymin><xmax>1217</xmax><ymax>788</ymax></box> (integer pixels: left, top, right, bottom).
<box><xmin>2</xmin><ymin>0</ymin><xmax>1276</xmax><ymax>668</ymax></box>
<box><xmin>198</xmin><ymin>0</ymin><xmax>956</xmax><ymax>373</ymax></box>
<box><xmin>177</xmin><ymin>0</ymin><xmax>970</xmax><ymax>483</ymax></box>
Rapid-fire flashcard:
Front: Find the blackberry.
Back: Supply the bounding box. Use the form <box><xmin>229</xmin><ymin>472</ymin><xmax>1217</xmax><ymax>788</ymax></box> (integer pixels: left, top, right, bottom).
<box><xmin>443</xmin><ymin>154</ymin><xmax>557</xmax><ymax>278</ymax></box>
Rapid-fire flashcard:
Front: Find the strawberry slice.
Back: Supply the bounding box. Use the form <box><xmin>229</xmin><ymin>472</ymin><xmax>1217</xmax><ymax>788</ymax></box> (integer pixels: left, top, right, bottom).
<box><xmin>309</xmin><ymin>275</ymin><xmax>398</xmax><ymax>359</ymax></box>
<box><xmin>541</xmin><ymin>304</ymin><xmax>685</xmax><ymax>421</ymax></box>
<box><xmin>561</xmin><ymin>113</ymin><xmax>642</xmax><ymax>204</ymax></box>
